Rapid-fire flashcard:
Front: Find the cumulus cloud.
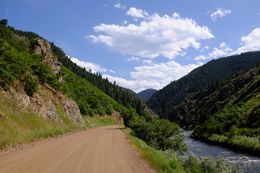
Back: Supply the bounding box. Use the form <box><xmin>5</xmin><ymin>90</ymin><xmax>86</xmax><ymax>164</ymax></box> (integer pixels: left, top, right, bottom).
<box><xmin>69</xmin><ymin>56</ymin><xmax>109</xmax><ymax>73</ymax></box>
<box><xmin>232</xmin><ymin>28</ymin><xmax>260</xmax><ymax>54</ymax></box>
<box><xmin>104</xmin><ymin>61</ymin><xmax>202</xmax><ymax>92</ymax></box>
<box><xmin>114</xmin><ymin>3</ymin><xmax>126</xmax><ymax>9</ymax></box>
<box><xmin>194</xmin><ymin>43</ymin><xmax>232</xmax><ymax>61</ymax></box>
<box><xmin>210</xmin><ymin>8</ymin><xmax>231</xmax><ymax>21</ymax></box>
<box><xmin>126</xmin><ymin>7</ymin><xmax>148</xmax><ymax>18</ymax></box>
<box><xmin>194</xmin><ymin>55</ymin><xmax>208</xmax><ymax>61</ymax></box>
<box><xmin>88</xmin><ymin>10</ymin><xmax>214</xmax><ymax>59</ymax></box>
<box><xmin>209</xmin><ymin>42</ymin><xmax>232</xmax><ymax>58</ymax></box>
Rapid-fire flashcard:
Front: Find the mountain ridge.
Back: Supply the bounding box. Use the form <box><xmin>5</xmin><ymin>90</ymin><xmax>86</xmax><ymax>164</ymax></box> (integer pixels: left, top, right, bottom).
<box><xmin>137</xmin><ymin>89</ymin><xmax>157</xmax><ymax>101</ymax></box>
<box><xmin>147</xmin><ymin>51</ymin><xmax>260</xmax><ymax>123</ymax></box>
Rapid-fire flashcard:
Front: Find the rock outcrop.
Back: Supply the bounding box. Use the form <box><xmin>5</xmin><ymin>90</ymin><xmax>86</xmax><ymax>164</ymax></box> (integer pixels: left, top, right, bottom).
<box><xmin>2</xmin><ymin>38</ymin><xmax>85</xmax><ymax>125</ymax></box>
<box><xmin>6</xmin><ymin>83</ymin><xmax>84</xmax><ymax>124</ymax></box>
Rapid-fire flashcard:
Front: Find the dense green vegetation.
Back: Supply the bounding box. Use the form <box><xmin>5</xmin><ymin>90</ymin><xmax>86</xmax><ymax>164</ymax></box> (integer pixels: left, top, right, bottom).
<box><xmin>138</xmin><ymin>89</ymin><xmax>157</xmax><ymax>101</ymax></box>
<box><xmin>147</xmin><ymin>51</ymin><xmax>260</xmax><ymax>124</ymax></box>
<box><xmin>190</xmin><ymin>67</ymin><xmax>260</xmax><ymax>155</ymax></box>
<box><xmin>127</xmin><ymin>116</ymin><xmax>187</xmax><ymax>152</ymax></box>
<box><xmin>0</xmin><ymin>20</ymin><xmax>60</xmax><ymax>93</ymax></box>
<box><xmin>61</xmin><ymin>66</ymin><xmax>129</xmax><ymax>116</ymax></box>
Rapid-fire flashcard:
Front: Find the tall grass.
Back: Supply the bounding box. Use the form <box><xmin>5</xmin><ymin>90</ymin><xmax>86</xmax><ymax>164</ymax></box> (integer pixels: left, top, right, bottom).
<box><xmin>84</xmin><ymin>115</ymin><xmax>119</xmax><ymax>128</ymax></box>
<box><xmin>128</xmin><ymin>134</ymin><xmax>185</xmax><ymax>173</ymax></box>
<box><xmin>0</xmin><ymin>94</ymin><xmax>73</xmax><ymax>150</ymax></box>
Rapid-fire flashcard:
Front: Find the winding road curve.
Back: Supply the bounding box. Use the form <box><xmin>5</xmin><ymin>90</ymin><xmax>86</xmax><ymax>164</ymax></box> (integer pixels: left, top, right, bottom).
<box><xmin>0</xmin><ymin>125</ymin><xmax>154</xmax><ymax>173</ymax></box>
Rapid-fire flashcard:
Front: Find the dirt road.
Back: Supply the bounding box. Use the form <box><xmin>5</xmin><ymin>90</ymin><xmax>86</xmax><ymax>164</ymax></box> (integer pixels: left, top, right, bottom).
<box><xmin>0</xmin><ymin>125</ymin><xmax>154</xmax><ymax>173</ymax></box>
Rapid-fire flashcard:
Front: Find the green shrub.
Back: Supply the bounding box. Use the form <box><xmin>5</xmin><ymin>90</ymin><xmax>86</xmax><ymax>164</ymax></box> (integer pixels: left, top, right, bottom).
<box><xmin>129</xmin><ymin>116</ymin><xmax>186</xmax><ymax>153</ymax></box>
<box><xmin>183</xmin><ymin>155</ymin><xmax>202</xmax><ymax>173</ymax></box>
<box><xmin>32</xmin><ymin>63</ymin><xmax>60</xmax><ymax>89</ymax></box>
<box><xmin>23</xmin><ymin>73</ymin><xmax>38</xmax><ymax>96</ymax></box>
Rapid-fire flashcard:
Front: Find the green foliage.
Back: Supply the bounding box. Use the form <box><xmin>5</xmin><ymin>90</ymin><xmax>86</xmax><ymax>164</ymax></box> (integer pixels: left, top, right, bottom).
<box><xmin>32</xmin><ymin>63</ymin><xmax>60</xmax><ymax>89</ymax></box>
<box><xmin>127</xmin><ymin>114</ymin><xmax>186</xmax><ymax>152</ymax></box>
<box><xmin>0</xmin><ymin>24</ymin><xmax>60</xmax><ymax>92</ymax></box>
<box><xmin>199</xmin><ymin>156</ymin><xmax>240</xmax><ymax>173</ymax></box>
<box><xmin>23</xmin><ymin>73</ymin><xmax>38</xmax><ymax>96</ymax></box>
<box><xmin>128</xmin><ymin>134</ymin><xmax>185</xmax><ymax>173</ymax></box>
<box><xmin>60</xmin><ymin>67</ymin><xmax>136</xmax><ymax>119</ymax></box>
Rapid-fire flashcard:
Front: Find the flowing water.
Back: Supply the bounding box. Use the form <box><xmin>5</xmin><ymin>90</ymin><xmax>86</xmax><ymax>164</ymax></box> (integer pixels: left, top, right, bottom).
<box><xmin>183</xmin><ymin>131</ymin><xmax>260</xmax><ymax>173</ymax></box>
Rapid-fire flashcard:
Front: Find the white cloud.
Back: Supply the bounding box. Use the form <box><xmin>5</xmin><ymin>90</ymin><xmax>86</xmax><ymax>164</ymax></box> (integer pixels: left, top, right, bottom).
<box><xmin>88</xmin><ymin>10</ymin><xmax>214</xmax><ymax>59</ymax></box>
<box><xmin>104</xmin><ymin>61</ymin><xmax>202</xmax><ymax>92</ymax></box>
<box><xmin>194</xmin><ymin>55</ymin><xmax>208</xmax><ymax>61</ymax></box>
<box><xmin>209</xmin><ymin>42</ymin><xmax>232</xmax><ymax>58</ymax></box>
<box><xmin>232</xmin><ymin>28</ymin><xmax>260</xmax><ymax>54</ymax></box>
<box><xmin>195</xmin><ymin>42</ymin><xmax>232</xmax><ymax>61</ymax></box>
<box><xmin>114</xmin><ymin>3</ymin><xmax>126</xmax><ymax>9</ymax></box>
<box><xmin>69</xmin><ymin>56</ymin><xmax>109</xmax><ymax>73</ymax></box>
<box><xmin>126</xmin><ymin>7</ymin><xmax>148</xmax><ymax>19</ymax></box>
<box><xmin>210</xmin><ymin>8</ymin><xmax>231</xmax><ymax>21</ymax></box>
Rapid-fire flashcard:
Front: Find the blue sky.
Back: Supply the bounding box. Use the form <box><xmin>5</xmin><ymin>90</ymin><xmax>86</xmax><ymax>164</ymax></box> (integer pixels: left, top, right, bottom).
<box><xmin>1</xmin><ymin>0</ymin><xmax>260</xmax><ymax>92</ymax></box>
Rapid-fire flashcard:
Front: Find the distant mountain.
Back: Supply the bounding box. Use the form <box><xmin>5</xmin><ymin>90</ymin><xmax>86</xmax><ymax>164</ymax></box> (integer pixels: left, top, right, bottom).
<box><xmin>147</xmin><ymin>51</ymin><xmax>260</xmax><ymax>124</ymax></box>
<box><xmin>138</xmin><ymin>89</ymin><xmax>157</xmax><ymax>101</ymax></box>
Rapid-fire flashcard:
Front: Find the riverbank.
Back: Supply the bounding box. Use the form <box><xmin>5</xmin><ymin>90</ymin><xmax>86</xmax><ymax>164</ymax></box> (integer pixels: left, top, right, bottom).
<box><xmin>127</xmin><ymin>130</ymin><xmax>240</xmax><ymax>173</ymax></box>
<box><xmin>184</xmin><ymin>131</ymin><xmax>260</xmax><ymax>173</ymax></box>
<box><xmin>191</xmin><ymin>133</ymin><xmax>260</xmax><ymax>157</ymax></box>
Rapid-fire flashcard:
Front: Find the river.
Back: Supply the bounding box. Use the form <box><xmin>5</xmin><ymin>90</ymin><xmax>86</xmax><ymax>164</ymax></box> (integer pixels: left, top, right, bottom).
<box><xmin>183</xmin><ymin>131</ymin><xmax>260</xmax><ymax>173</ymax></box>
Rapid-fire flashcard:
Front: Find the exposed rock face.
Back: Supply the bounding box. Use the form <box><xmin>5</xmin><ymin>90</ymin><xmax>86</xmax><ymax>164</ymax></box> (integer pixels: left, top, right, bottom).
<box><xmin>33</xmin><ymin>39</ymin><xmax>62</xmax><ymax>75</ymax></box>
<box><xmin>8</xmin><ymin>84</ymin><xmax>84</xmax><ymax>124</ymax></box>
<box><xmin>1</xmin><ymin>38</ymin><xmax>84</xmax><ymax>125</ymax></box>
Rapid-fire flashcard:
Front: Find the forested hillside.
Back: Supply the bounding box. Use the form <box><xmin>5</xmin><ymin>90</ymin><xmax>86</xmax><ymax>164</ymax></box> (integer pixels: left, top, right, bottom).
<box><xmin>190</xmin><ymin>67</ymin><xmax>260</xmax><ymax>155</ymax></box>
<box><xmin>50</xmin><ymin>44</ymin><xmax>150</xmax><ymax>118</ymax></box>
<box><xmin>147</xmin><ymin>52</ymin><xmax>260</xmax><ymax>122</ymax></box>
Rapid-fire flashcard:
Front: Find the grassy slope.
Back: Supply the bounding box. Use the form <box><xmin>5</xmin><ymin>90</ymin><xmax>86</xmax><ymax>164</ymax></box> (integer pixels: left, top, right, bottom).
<box><xmin>61</xmin><ymin>67</ymin><xmax>128</xmax><ymax>117</ymax></box>
<box><xmin>0</xmin><ymin>92</ymin><xmax>75</xmax><ymax>149</ymax></box>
